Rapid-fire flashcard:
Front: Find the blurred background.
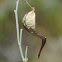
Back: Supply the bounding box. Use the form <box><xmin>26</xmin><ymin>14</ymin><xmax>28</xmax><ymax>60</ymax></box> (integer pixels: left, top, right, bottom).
<box><xmin>0</xmin><ymin>0</ymin><xmax>62</xmax><ymax>62</ymax></box>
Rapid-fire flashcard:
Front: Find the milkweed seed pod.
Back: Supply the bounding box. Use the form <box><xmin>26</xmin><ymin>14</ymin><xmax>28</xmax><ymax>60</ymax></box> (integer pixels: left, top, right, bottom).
<box><xmin>22</xmin><ymin>7</ymin><xmax>35</xmax><ymax>30</ymax></box>
<box><xmin>22</xmin><ymin>7</ymin><xmax>46</xmax><ymax>59</ymax></box>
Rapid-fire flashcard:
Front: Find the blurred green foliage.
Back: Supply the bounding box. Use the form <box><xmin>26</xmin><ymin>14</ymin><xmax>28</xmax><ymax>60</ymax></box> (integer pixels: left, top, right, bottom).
<box><xmin>0</xmin><ymin>53</ymin><xmax>8</xmax><ymax>62</ymax></box>
<box><xmin>0</xmin><ymin>9</ymin><xmax>16</xmax><ymax>45</ymax></box>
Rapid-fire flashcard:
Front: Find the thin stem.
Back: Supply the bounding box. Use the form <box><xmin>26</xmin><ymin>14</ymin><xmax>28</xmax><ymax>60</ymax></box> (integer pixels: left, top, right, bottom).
<box><xmin>14</xmin><ymin>0</ymin><xmax>24</xmax><ymax>61</ymax></box>
<box><xmin>25</xmin><ymin>46</ymin><xmax>28</xmax><ymax>59</ymax></box>
<box><xmin>14</xmin><ymin>0</ymin><xmax>28</xmax><ymax>62</ymax></box>
<box><xmin>24</xmin><ymin>0</ymin><xmax>33</xmax><ymax>9</ymax></box>
<box><xmin>14</xmin><ymin>0</ymin><xmax>19</xmax><ymax>45</ymax></box>
<box><xmin>19</xmin><ymin>29</ymin><xmax>24</xmax><ymax>60</ymax></box>
<box><xmin>16</xmin><ymin>0</ymin><xmax>19</xmax><ymax>11</ymax></box>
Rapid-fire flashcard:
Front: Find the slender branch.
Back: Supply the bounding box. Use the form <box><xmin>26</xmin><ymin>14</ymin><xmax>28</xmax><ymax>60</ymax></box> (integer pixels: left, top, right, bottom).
<box><xmin>14</xmin><ymin>0</ymin><xmax>19</xmax><ymax>45</ymax></box>
<box><xmin>14</xmin><ymin>0</ymin><xmax>28</xmax><ymax>62</ymax></box>
<box><xmin>14</xmin><ymin>0</ymin><xmax>24</xmax><ymax>61</ymax></box>
<box><xmin>19</xmin><ymin>29</ymin><xmax>24</xmax><ymax>60</ymax></box>
<box><xmin>25</xmin><ymin>46</ymin><xmax>28</xmax><ymax>59</ymax></box>
<box><xmin>24</xmin><ymin>0</ymin><xmax>33</xmax><ymax>9</ymax></box>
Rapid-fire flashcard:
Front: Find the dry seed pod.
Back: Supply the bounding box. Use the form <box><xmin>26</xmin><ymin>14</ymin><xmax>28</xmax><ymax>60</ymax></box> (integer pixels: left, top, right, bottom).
<box><xmin>22</xmin><ymin>7</ymin><xmax>46</xmax><ymax>59</ymax></box>
<box><xmin>22</xmin><ymin>7</ymin><xmax>35</xmax><ymax>30</ymax></box>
